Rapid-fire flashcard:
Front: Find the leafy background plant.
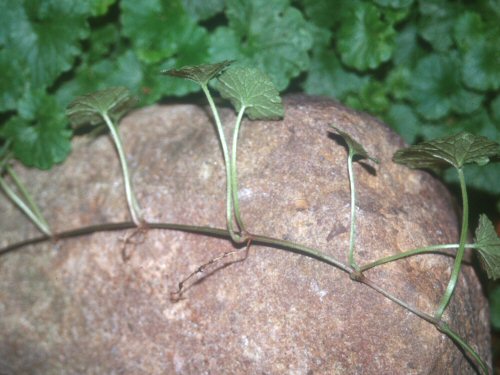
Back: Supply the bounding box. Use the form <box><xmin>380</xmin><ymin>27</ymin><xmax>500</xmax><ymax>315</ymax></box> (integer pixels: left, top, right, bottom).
<box><xmin>1</xmin><ymin>0</ymin><xmax>499</xmax><ymax>369</ymax></box>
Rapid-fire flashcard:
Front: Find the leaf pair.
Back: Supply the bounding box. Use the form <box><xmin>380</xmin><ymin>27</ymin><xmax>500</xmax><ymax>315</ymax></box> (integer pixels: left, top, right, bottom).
<box><xmin>162</xmin><ymin>61</ymin><xmax>284</xmax><ymax>120</ymax></box>
<box><xmin>162</xmin><ymin>61</ymin><xmax>284</xmax><ymax>243</ymax></box>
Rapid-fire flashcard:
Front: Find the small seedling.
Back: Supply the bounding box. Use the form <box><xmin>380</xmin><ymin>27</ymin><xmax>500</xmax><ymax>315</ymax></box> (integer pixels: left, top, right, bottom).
<box><xmin>66</xmin><ymin>87</ymin><xmax>143</xmax><ymax>226</ymax></box>
<box><xmin>392</xmin><ymin>131</ymin><xmax>500</xmax><ymax>320</ymax></box>
<box><xmin>162</xmin><ymin>62</ymin><xmax>283</xmax><ymax>243</ymax></box>
<box><xmin>330</xmin><ymin>126</ymin><xmax>379</xmax><ymax>272</ymax></box>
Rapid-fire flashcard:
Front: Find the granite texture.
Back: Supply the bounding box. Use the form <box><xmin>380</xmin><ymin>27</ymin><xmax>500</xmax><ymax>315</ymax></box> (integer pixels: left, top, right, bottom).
<box><xmin>0</xmin><ymin>95</ymin><xmax>491</xmax><ymax>374</ymax></box>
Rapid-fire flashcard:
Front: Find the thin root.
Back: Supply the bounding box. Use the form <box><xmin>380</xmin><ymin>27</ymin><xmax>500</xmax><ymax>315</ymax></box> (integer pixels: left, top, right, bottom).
<box><xmin>171</xmin><ymin>238</ymin><xmax>253</xmax><ymax>301</ymax></box>
<box><xmin>120</xmin><ymin>224</ymin><xmax>149</xmax><ymax>262</ymax></box>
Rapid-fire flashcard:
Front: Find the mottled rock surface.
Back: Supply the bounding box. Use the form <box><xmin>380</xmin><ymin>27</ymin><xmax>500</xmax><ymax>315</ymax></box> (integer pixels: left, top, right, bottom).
<box><xmin>0</xmin><ymin>95</ymin><xmax>491</xmax><ymax>374</ymax></box>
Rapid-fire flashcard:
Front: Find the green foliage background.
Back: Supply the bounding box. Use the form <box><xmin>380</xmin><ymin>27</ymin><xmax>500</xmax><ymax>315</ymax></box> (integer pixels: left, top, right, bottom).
<box><xmin>1</xmin><ymin>0</ymin><xmax>500</xmax><ymax>366</ymax></box>
<box><xmin>1</xmin><ymin>0</ymin><xmax>499</xmax><ymax>179</ymax></box>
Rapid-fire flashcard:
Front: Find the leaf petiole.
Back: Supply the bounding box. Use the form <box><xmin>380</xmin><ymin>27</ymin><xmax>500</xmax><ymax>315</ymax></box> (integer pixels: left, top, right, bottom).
<box><xmin>102</xmin><ymin>113</ymin><xmax>143</xmax><ymax>226</ymax></box>
<box><xmin>347</xmin><ymin>148</ymin><xmax>359</xmax><ymax>271</ymax></box>
<box><xmin>331</xmin><ymin>126</ymin><xmax>378</xmax><ymax>272</ymax></box>
<box><xmin>6</xmin><ymin>165</ymin><xmax>50</xmax><ymax>231</ymax></box>
<box><xmin>230</xmin><ymin>105</ymin><xmax>247</xmax><ymax>233</ymax></box>
<box><xmin>0</xmin><ymin>168</ymin><xmax>52</xmax><ymax>236</ymax></box>
<box><xmin>66</xmin><ymin>87</ymin><xmax>142</xmax><ymax>227</ymax></box>
<box><xmin>200</xmin><ymin>84</ymin><xmax>245</xmax><ymax>243</ymax></box>
<box><xmin>359</xmin><ymin>243</ymin><xmax>478</xmax><ymax>272</ymax></box>
<box><xmin>435</xmin><ymin>168</ymin><xmax>469</xmax><ymax>319</ymax></box>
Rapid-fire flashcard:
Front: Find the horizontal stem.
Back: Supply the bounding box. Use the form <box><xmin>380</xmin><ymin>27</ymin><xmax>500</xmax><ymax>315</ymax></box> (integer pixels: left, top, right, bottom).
<box><xmin>0</xmin><ymin>220</ymin><xmax>487</xmax><ymax>371</ymax></box>
<box><xmin>437</xmin><ymin>322</ymin><xmax>489</xmax><ymax>374</ymax></box>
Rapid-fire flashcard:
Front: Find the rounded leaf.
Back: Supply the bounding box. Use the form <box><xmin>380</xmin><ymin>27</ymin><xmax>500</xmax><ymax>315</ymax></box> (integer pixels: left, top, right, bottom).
<box><xmin>66</xmin><ymin>87</ymin><xmax>137</xmax><ymax>128</ymax></box>
<box><xmin>393</xmin><ymin>131</ymin><xmax>500</xmax><ymax>170</ymax></box>
<box><xmin>216</xmin><ymin>66</ymin><xmax>284</xmax><ymax>120</ymax></box>
<box><xmin>338</xmin><ymin>3</ymin><xmax>396</xmax><ymax>70</ymax></box>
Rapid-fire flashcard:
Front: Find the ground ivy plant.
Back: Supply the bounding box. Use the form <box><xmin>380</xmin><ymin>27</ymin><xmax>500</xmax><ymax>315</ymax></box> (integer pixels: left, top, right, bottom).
<box><xmin>334</xmin><ymin>130</ymin><xmax>500</xmax><ymax>374</ymax></box>
<box><xmin>162</xmin><ymin>61</ymin><xmax>284</xmax><ymax>243</ymax></box>
<box><xmin>330</xmin><ymin>126</ymin><xmax>379</xmax><ymax>273</ymax></box>
<box><xmin>1</xmin><ymin>62</ymin><xmax>499</xmax><ymax>374</ymax></box>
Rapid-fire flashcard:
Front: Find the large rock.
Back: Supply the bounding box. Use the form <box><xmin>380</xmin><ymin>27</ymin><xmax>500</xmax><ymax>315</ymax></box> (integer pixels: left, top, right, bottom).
<box><xmin>0</xmin><ymin>95</ymin><xmax>491</xmax><ymax>374</ymax></box>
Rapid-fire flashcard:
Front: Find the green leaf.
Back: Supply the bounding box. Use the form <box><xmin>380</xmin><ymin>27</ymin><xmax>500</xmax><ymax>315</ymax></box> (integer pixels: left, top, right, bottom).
<box><xmin>417</xmin><ymin>0</ymin><xmax>459</xmax><ymax>52</ymax></box>
<box><xmin>84</xmin><ymin>23</ymin><xmax>121</xmax><ymax>64</ymax></box>
<box><xmin>0</xmin><ymin>49</ymin><xmax>25</xmax><ymax>111</ymax></box>
<box><xmin>3</xmin><ymin>1</ymin><xmax>90</xmax><ymax>89</ymax></box>
<box><xmin>302</xmin><ymin>42</ymin><xmax>369</xmax><ymax>99</ymax></box>
<box><xmin>300</xmin><ymin>0</ymin><xmax>344</xmax><ymax>29</ymax></box>
<box><xmin>409</xmin><ymin>53</ymin><xmax>483</xmax><ymax>120</ymax></box>
<box><xmin>380</xmin><ymin>6</ymin><xmax>411</xmax><ymax>24</ymax></box>
<box><xmin>216</xmin><ymin>66</ymin><xmax>284</xmax><ymax>120</ymax></box>
<box><xmin>373</xmin><ymin>0</ymin><xmax>413</xmax><ymax>8</ymax></box>
<box><xmin>475</xmin><ymin>214</ymin><xmax>500</xmax><ymax>280</ymax></box>
<box><xmin>181</xmin><ymin>0</ymin><xmax>225</xmax><ymax>21</ymax></box>
<box><xmin>492</xmin><ymin>95</ymin><xmax>500</xmax><ymax>123</ymax></box>
<box><xmin>393</xmin><ymin>132</ymin><xmax>500</xmax><ymax>170</ymax></box>
<box><xmin>453</xmin><ymin>11</ymin><xmax>486</xmax><ymax>52</ymax></box>
<box><xmin>66</xmin><ymin>87</ymin><xmax>137</xmax><ymax>128</ymax></box>
<box><xmin>209</xmin><ymin>0</ymin><xmax>313</xmax><ymax>90</ymax></box>
<box><xmin>462</xmin><ymin>38</ymin><xmax>500</xmax><ymax>91</ymax></box>
<box><xmin>331</xmin><ymin>126</ymin><xmax>379</xmax><ymax>163</ymax></box>
<box><xmin>384</xmin><ymin>103</ymin><xmax>420</xmax><ymax>144</ymax></box>
<box><xmin>489</xmin><ymin>285</ymin><xmax>500</xmax><ymax>330</ymax></box>
<box><xmin>445</xmin><ymin>163</ymin><xmax>500</xmax><ymax>195</ymax></box>
<box><xmin>89</xmin><ymin>0</ymin><xmax>117</xmax><ymax>16</ymax></box>
<box><xmin>121</xmin><ymin>0</ymin><xmax>202</xmax><ymax>64</ymax></box>
<box><xmin>56</xmin><ymin>51</ymin><xmax>144</xmax><ymax>109</ymax></box>
<box><xmin>387</xmin><ymin>66</ymin><xmax>411</xmax><ymax>100</ymax></box>
<box><xmin>2</xmin><ymin>91</ymin><xmax>72</xmax><ymax>170</ymax></box>
<box><xmin>162</xmin><ymin>60</ymin><xmax>233</xmax><ymax>86</ymax></box>
<box><xmin>345</xmin><ymin>80</ymin><xmax>389</xmax><ymax>115</ymax></box>
<box><xmin>392</xmin><ymin>23</ymin><xmax>425</xmax><ymax>67</ymax></box>
<box><xmin>455</xmin><ymin>108</ymin><xmax>498</xmax><ymax>141</ymax></box>
<box><xmin>338</xmin><ymin>2</ymin><xmax>396</xmax><ymax>70</ymax></box>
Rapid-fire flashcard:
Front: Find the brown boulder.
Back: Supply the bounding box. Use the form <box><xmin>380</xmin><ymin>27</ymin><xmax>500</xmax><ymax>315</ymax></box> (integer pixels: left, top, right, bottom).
<box><xmin>0</xmin><ymin>95</ymin><xmax>491</xmax><ymax>374</ymax></box>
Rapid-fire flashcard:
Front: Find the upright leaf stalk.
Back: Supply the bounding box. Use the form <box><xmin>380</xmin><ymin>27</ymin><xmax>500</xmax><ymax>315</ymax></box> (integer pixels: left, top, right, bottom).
<box><xmin>0</xmin><ymin>165</ymin><xmax>52</xmax><ymax>236</ymax></box>
<box><xmin>435</xmin><ymin>168</ymin><xmax>468</xmax><ymax>319</ymax></box>
<box><xmin>200</xmin><ymin>84</ymin><xmax>246</xmax><ymax>243</ymax></box>
<box><xmin>102</xmin><ymin>113</ymin><xmax>143</xmax><ymax>226</ymax></box>
<box><xmin>230</xmin><ymin>106</ymin><xmax>247</xmax><ymax>233</ymax></box>
<box><xmin>347</xmin><ymin>149</ymin><xmax>359</xmax><ymax>271</ymax></box>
